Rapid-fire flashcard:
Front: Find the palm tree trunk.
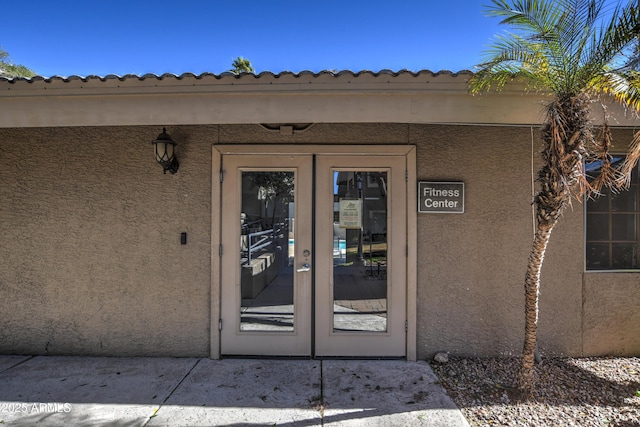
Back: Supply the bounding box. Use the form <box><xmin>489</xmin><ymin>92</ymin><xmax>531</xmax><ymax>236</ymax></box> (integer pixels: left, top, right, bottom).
<box><xmin>517</xmin><ymin>216</ymin><xmax>557</xmax><ymax>395</ymax></box>
<box><xmin>515</xmin><ymin>95</ymin><xmax>589</xmax><ymax>395</ymax></box>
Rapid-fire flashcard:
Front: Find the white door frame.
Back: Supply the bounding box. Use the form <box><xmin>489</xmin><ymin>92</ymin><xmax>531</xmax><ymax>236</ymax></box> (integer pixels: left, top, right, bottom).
<box><xmin>211</xmin><ymin>145</ymin><xmax>417</xmax><ymax>360</ymax></box>
<box><xmin>217</xmin><ymin>154</ymin><xmax>313</xmax><ymax>356</ymax></box>
<box><xmin>314</xmin><ymin>154</ymin><xmax>406</xmax><ymax>357</ymax></box>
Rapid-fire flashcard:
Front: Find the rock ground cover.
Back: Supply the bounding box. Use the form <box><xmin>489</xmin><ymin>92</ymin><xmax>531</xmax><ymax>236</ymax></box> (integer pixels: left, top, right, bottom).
<box><xmin>431</xmin><ymin>356</ymin><xmax>640</xmax><ymax>427</ymax></box>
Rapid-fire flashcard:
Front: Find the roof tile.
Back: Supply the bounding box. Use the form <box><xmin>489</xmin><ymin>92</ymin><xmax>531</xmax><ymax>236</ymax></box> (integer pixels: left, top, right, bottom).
<box><xmin>0</xmin><ymin>69</ymin><xmax>473</xmax><ymax>84</ymax></box>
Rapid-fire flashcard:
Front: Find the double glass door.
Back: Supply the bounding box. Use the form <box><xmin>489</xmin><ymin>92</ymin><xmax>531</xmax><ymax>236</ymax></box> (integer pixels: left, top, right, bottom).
<box><xmin>219</xmin><ymin>152</ymin><xmax>406</xmax><ymax>357</ymax></box>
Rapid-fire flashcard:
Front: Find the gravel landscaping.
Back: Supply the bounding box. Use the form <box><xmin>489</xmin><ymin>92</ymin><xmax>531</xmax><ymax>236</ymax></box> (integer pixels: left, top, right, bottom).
<box><xmin>431</xmin><ymin>356</ymin><xmax>640</xmax><ymax>426</ymax></box>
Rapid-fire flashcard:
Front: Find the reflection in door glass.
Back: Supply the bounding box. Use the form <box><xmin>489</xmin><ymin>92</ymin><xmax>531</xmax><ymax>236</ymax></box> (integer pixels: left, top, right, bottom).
<box><xmin>332</xmin><ymin>171</ymin><xmax>388</xmax><ymax>332</ymax></box>
<box><xmin>240</xmin><ymin>171</ymin><xmax>295</xmax><ymax>331</ymax></box>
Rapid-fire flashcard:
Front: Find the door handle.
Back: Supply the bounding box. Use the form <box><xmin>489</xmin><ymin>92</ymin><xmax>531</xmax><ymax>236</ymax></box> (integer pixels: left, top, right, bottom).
<box><xmin>296</xmin><ymin>263</ymin><xmax>311</xmax><ymax>272</ymax></box>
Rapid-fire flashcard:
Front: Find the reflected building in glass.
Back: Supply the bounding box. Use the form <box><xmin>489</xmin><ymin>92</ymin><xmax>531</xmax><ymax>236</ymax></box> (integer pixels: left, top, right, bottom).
<box><xmin>332</xmin><ymin>171</ymin><xmax>388</xmax><ymax>332</ymax></box>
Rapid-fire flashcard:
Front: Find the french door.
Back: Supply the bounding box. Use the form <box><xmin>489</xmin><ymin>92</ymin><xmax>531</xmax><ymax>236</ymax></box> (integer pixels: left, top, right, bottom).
<box><xmin>218</xmin><ymin>148</ymin><xmax>407</xmax><ymax>357</ymax></box>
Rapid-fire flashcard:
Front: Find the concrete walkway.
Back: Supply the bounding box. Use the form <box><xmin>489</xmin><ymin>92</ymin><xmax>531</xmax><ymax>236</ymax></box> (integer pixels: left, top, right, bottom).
<box><xmin>0</xmin><ymin>355</ymin><xmax>470</xmax><ymax>426</ymax></box>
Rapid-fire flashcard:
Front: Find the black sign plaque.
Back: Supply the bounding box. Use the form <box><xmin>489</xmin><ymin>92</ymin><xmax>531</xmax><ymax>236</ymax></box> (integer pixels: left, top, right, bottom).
<box><xmin>418</xmin><ymin>182</ymin><xmax>464</xmax><ymax>213</ymax></box>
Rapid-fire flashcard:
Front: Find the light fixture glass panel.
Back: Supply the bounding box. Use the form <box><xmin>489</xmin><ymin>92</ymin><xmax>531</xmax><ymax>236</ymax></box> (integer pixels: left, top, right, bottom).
<box><xmin>164</xmin><ymin>142</ymin><xmax>174</xmax><ymax>160</ymax></box>
<box><xmin>155</xmin><ymin>142</ymin><xmax>173</xmax><ymax>162</ymax></box>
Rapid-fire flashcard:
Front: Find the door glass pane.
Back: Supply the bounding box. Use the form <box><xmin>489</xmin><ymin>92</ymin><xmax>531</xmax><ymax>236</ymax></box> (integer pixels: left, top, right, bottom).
<box><xmin>239</xmin><ymin>171</ymin><xmax>295</xmax><ymax>331</ymax></box>
<box><xmin>332</xmin><ymin>171</ymin><xmax>388</xmax><ymax>332</ymax></box>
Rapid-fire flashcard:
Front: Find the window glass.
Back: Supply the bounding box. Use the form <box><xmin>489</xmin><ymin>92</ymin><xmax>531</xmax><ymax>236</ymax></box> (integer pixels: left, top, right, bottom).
<box><xmin>586</xmin><ymin>243</ymin><xmax>609</xmax><ymax>269</ymax></box>
<box><xmin>586</xmin><ymin>213</ymin><xmax>609</xmax><ymax>241</ymax></box>
<box><xmin>611</xmin><ymin>214</ymin><xmax>638</xmax><ymax>241</ymax></box>
<box><xmin>587</xmin><ymin>192</ymin><xmax>609</xmax><ymax>212</ymax></box>
<box><xmin>611</xmin><ymin>189</ymin><xmax>637</xmax><ymax>212</ymax></box>
<box><xmin>612</xmin><ymin>243</ymin><xmax>638</xmax><ymax>269</ymax></box>
<box><xmin>585</xmin><ymin>157</ymin><xmax>640</xmax><ymax>270</ymax></box>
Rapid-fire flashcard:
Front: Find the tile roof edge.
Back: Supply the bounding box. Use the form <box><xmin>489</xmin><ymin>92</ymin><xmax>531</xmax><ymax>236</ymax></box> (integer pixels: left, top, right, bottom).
<box><xmin>0</xmin><ymin>69</ymin><xmax>474</xmax><ymax>83</ymax></box>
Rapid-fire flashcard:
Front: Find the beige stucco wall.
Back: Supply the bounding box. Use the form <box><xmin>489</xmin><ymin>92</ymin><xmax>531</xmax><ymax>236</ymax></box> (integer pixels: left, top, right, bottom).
<box><xmin>580</xmin><ymin>128</ymin><xmax>640</xmax><ymax>357</ymax></box>
<box><xmin>1</xmin><ymin>123</ymin><xmax>638</xmax><ymax>358</ymax></box>
<box><xmin>414</xmin><ymin>125</ymin><xmax>640</xmax><ymax>359</ymax></box>
<box><xmin>415</xmin><ymin>125</ymin><xmax>541</xmax><ymax>357</ymax></box>
<box><xmin>0</xmin><ymin>126</ymin><xmax>213</xmax><ymax>356</ymax></box>
<box><xmin>583</xmin><ymin>273</ymin><xmax>640</xmax><ymax>356</ymax></box>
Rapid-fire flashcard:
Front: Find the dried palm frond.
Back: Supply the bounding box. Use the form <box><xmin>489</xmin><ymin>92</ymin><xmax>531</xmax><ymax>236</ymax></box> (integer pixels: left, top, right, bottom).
<box><xmin>538</xmin><ymin>95</ymin><xmax>591</xmax><ymax>215</ymax></box>
<box><xmin>615</xmin><ymin>130</ymin><xmax>640</xmax><ymax>188</ymax></box>
<box><xmin>588</xmin><ymin>120</ymin><xmax>616</xmax><ymax>196</ymax></box>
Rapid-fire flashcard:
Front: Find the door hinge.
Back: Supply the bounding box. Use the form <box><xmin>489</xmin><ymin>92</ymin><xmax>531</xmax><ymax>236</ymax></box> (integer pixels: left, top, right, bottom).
<box><xmin>220</xmin><ymin>170</ymin><xmax>224</xmax><ymax>183</ymax></box>
<box><xmin>219</xmin><ymin>244</ymin><xmax>223</xmax><ymax>257</ymax></box>
<box><xmin>405</xmin><ymin>320</ymin><xmax>408</xmax><ymax>332</ymax></box>
<box><xmin>218</xmin><ymin>319</ymin><xmax>223</xmax><ymax>331</ymax></box>
<box><xmin>405</xmin><ymin>170</ymin><xmax>408</xmax><ymax>182</ymax></box>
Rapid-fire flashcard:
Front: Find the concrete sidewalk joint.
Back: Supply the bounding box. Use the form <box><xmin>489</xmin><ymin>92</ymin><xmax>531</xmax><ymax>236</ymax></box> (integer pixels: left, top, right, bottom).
<box><xmin>142</xmin><ymin>358</ymin><xmax>202</xmax><ymax>427</ymax></box>
<box><xmin>0</xmin><ymin>356</ymin><xmax>470</xmax><ymax>427</ymax></box>
<box><xmin>0</xmin><ymin>355</ymin><xmax>34</xmax><ymax>374</ymax></box>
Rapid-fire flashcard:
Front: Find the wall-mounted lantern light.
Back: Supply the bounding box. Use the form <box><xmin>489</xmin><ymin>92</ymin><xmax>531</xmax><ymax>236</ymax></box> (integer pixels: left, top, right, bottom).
<box><xmin>151</xmin><ymin>127</ymin><xmax>179</xmax><ymax>174</ymax></box>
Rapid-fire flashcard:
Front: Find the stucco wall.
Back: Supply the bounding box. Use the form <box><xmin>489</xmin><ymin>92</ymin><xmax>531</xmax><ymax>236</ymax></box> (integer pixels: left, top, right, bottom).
<box><xmin>1</xmin><ymin>123</ymin><xmax>638</xmax><ymax>358</ymax></box>
<box><xmin>580</xmin><ymin>128</ymin><xmax>640</xmax><ymax>357</ymax></box>
<box><xmin>0</xmin><ymin>126</ymin><xmax>213</xmax><ymax>356</ymax></box>
<box><xmin>583</xmin><ymin>273</ymin><xmax>640</xmax><ymax>356</ymax></box>
<box><xmin>531</xmin><ymin>187</ymin><xmax>584</xmax><ymax>357</ymax></box>
<box><xmin>218</xmin><ymin>123</ymin><xmax>410</xmax><ymax>145</ymax></box>
<box><xmin>415</xmin><ymin>125</ymin><xmax>535</xmax><ymax>358</ymax></box>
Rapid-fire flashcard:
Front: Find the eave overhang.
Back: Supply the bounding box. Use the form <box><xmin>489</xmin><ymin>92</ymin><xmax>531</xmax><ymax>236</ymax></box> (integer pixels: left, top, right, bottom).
<box><xmin>0</xmin><ymin>70</ymin><xmax>636</xmax><ymax>128</ymax></box>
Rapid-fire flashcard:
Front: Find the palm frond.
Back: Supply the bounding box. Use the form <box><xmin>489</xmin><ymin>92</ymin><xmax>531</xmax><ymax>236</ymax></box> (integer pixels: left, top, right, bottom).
<box><xmin>477</xmin><ymin>0</ymin><xmax>640</xmax><ymax>109</ymax></box>
<box><xmin>591</xmin><ymin>70</ymin><xmax>640</xmax><ymax>111</ymax></box>
<box><xmin>588</xmin><ymin>119</ymin><xmax>616</xmax><ymax>196</ymax></box>
<box><xmin>484</xmin><ymin>0</ymin><xmax>568</xmax><ymax>35</ymax></box>
<box><xmin>615</xmin><ymin>130</ymin><xmax>640</xmax><ymax>188</ymax></box>
<box><xmin>580</xmin><ymin>1</ymin><xmax>640</xmax><ymax>84</ymax></box>
<box><xmin>472</xmin><ymin>30</ymin><xmax>557</xmax><ymax>92</ymax></box>
<box><xmin>622</xmin><ymin>36</ymin><xmax>640</xmax><ymax>70</ymax></box>
<box><xmin>560</xmin><ymin>1</ymin><xmax>602</xmax><ymax>87</ymax></box>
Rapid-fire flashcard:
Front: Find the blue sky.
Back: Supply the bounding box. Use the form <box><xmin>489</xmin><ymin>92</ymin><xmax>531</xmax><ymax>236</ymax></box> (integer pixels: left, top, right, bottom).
<box><xmin>3</xmin><ymin>1</ymin><xmax>503</xmax><ymax>77</ymax></box>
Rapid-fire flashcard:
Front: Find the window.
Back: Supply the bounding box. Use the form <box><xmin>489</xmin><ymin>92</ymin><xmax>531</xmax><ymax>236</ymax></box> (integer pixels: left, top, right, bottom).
<box><xmin>586</xmin><ymin>156</ymin><xmax>640</xmax><ymax>270</ymax></box>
